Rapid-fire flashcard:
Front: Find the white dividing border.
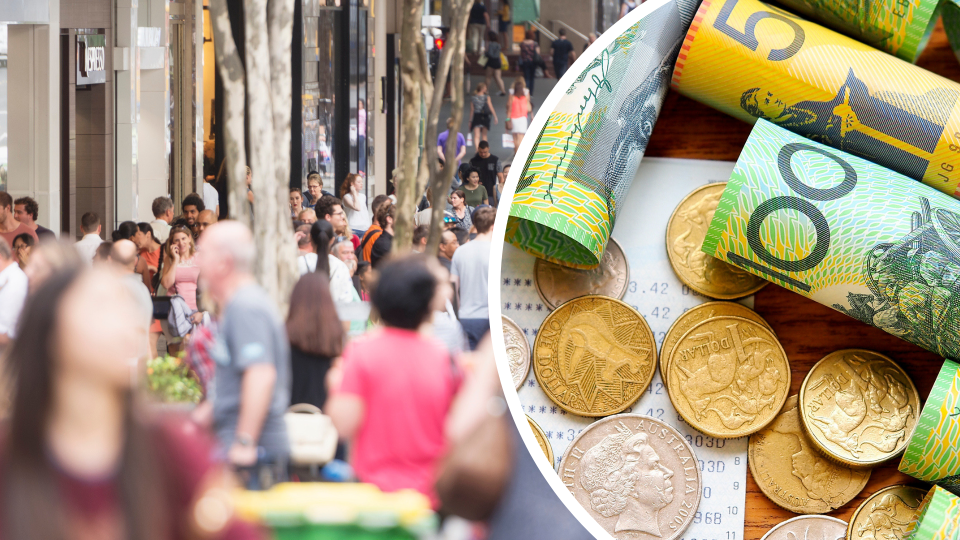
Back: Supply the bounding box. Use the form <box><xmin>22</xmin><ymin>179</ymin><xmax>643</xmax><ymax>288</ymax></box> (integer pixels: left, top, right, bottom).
<box><xmin>488</xmin><ymin>0</ymin><xmax>682</xmax><ymax>538</ymax></box>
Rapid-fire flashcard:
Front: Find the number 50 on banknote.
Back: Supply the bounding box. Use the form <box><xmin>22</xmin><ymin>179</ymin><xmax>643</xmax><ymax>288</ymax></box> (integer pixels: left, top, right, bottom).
<box><xmin>672</xmin><ymin>0</ymin><xmax>960</xmax><ymax>201</ymax></box>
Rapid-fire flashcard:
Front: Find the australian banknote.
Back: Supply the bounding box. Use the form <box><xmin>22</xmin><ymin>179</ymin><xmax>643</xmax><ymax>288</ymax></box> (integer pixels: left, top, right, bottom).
<box><xmin>672</xmin><ymin>0</ymin><xmax>960</xmax><ymax>201</ymax></box>
<box><xmin>901</xmin><ymin>360</ymin><xmax>960</xmax><ymax>495</ymax></box>
<box><xmin>703</xmin><ymin>119</ymin><xmax>960</xmax><ymax>360</ymax></box>
<box><xmin>905</xmin><ymin>486</ymin><xmax>960</xmax><ymax>540</ymax></box>
<box><xmin>775</xmin><ymin>0</ymin><xmax>940</xmax><ymax>62</ymax></box>
<box><xmin>943</xmin><ymin>0</ymin><xmax>960</xmax><ymax>66</ymax></box>
<box><xmin>505</xmin><ymin>0</ymin><xmax>700</xmax><ymax>269</ymax></box>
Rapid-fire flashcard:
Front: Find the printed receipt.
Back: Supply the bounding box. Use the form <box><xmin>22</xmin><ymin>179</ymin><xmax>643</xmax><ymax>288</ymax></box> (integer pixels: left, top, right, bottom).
<box><xmin>500</xmin><ymin>158</ymin><xmax>747</xmax><ymax>540</ymax></box>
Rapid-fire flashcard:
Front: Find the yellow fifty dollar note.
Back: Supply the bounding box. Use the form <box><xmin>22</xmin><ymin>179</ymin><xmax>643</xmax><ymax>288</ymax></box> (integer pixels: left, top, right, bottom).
<box><xmin>672</xmin><ymin>0</ymin><xmax>960</xmax><ymax>199</ymax></box>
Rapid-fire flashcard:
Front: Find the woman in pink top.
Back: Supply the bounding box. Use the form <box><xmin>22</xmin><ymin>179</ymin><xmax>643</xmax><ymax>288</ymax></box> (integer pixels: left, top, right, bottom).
<box><xmin>160</xmin><ymin>226</ymin><xmax>202</xmax><ymax>318</ymax></box>
<box><xmin>507</xmin><ymin>78</ymin><xmax>532</xmax><ymax>150</ymax></box>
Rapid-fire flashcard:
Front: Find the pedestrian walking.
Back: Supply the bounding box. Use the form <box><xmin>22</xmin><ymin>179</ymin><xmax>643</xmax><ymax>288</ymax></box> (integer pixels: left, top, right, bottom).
<box><xmin>0</xmin><ymin>237</ymin><xmax>27</xmax><ymax>348</ymax></box>
<box><xmin>287</xmin><ymin>272</ymin><xmax>344</xmax><ymax>411</ymax></box>
<box><xmin>197</xmin><ymin>222</ymin><xmax>291</xmax><ymax>471</ymax></box>
<box><xmin>507</xmin><ymin>78</ymin><xmax>532</xmax><ymax>150</ymax></box>
<box><xmin>468</xmin><ymin>0</ymin><xmax>490</xmax><ymax>54</ymax></box>
<box><xmin>340</xmin><ymin>173</ymin><xmax>372</xmax><ymax>237</ymax></box>
<box><xmin>483</xmin><ymin>31</ymin><xmax>507</xmax><ymax>96</ymax></box>
<box><xmin>550</xmin><ymin>28</ymin><xmax>576</xmax><ymax>79</ymax></box>
<box><xmin>471</xmin><ymin>83</ymin><xmax>499</xmax><ymax>148</ymax></box>
<box><xmin>327</xmin><ymin>255</ymin><xmax>462</xmax><ymax>508</ymax></box>
<box><xmin>1</xmin><ymin>267</ymin><xmax>263</xmax><ymax>539</ymax></box>
<box><xmin>451</xmin><ymin>206</ymin><xmax>495</xmax><ymax>349</ymax></box>
<box><xmin>518</xmin><ymin>30</ymin><xmax>541</xmax><ymax>93</ymax></box>
<box><xmin>497</xmin><ymin>0</ymin><xmax>511</xmax><ymax>50</ymax></box>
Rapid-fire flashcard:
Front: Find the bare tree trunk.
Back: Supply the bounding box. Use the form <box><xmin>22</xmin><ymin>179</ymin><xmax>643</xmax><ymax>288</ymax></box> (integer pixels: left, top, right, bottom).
<box><xmin>266</xmin><ymin>0</ymin><xmax>299</xmax><ymax>315</ymax></box>
<box><xmin>209</xmin><ymin>0</ymin><xmax>250</xmax><ymax>229</ymax></box>
<box><xmin>244</xmin><ymin>0</ymin><xmax>296</xmax><ymax>315</ymax></box>
<box><xmin>426</xmin><ymin>0</ymin><xmax>471</xmax><ymax>253</ymax></box>
<box><xmin>393</xmin><ymin>0</ymin><xmax>426</xmax><ymax>254</ymax></box>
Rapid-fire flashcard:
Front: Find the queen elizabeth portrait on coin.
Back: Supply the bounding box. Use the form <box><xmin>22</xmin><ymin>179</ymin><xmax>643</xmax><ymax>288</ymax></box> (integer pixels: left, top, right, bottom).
<box><xmin>579</xmin><ymin>431</ymin><xmax>675</xmax><ymax>536</ymax></box>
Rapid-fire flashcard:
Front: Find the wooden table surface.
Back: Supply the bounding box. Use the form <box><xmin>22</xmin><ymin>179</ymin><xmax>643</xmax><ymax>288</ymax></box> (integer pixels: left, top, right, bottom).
<box><xmin>643</xmin><ymin>19</ymin><xmax>958</xmax><ymax>540</ymax></box>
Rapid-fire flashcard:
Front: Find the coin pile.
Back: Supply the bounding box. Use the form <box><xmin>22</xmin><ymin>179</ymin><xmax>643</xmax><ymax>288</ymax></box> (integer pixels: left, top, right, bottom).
<box><xmin>663</xmin><ymin>186</ymin><xmax>927</xmax><ymax>538</ymax></box>
<box><xmin>512</xmin><ymin>183</ymin><xmax>931</xmax><ymax>540</ymax></box>
<box><xmin>513</xmin><ymin>232</ymin><xmax>708</xmax><ymax>539</ymax></box>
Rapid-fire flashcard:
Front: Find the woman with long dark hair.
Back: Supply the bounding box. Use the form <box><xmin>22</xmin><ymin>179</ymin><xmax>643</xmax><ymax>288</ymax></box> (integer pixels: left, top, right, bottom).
<box><xmin>1</xmin><ymin>268</ymin><xmax>260</xmax><ymax>539</ymax></box>
<box><xmin>301</xmin><ymin>219</ymin><xmax>335</xmax><ymax>275</ymax></box>
<box><xmin>286</xmin><ymin>272</ymin><xmax>344</xmax><ymax>410</ymax></box>
<box><xmin>309</xmin><ymin>220</ymin><xmax>356</xmax><ymax>305</ymax></box>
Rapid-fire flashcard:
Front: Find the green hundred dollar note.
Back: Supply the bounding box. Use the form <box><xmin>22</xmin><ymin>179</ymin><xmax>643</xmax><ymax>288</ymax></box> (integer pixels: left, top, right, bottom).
<box><xmin>703</xmin><ymin>119</ymin><xmax>960</xmax><ymax>359</ymax></box>
<box><xmin>505</xmin><ymin>0</ymin><xmax>700</xmax><ymax>269</ymax></box>
<box><xmin>900</xmin><ymin>360</ymin><xmax>960</xmax><ymax>495</ymax></box>
<box><xmin>774</xmin><ymin>0</ymin><xmax>941</xmax><ymax>62</ymax></box>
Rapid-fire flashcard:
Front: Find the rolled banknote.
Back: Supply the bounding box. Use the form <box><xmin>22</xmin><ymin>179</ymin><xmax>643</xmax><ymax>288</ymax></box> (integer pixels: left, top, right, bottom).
<box><xmin>904</xmin><ymin>486</ymin><xmax>960</xmax><ymax>540</ymax></box>
<box><xmin>773</xmin><ymin>0</ymin><xmax>941</xmax><ymax>62</ymax></box>
<box><xmin>900</xmin><ymin>360</ymin><xmax>960</xmax><ymax>494</ymax></box>
<box><xmin>702</xmin><ymin>119</ymin><xmax>960</xmax><ymax>359</ymax></box>
<box><xmin>944</xmin><ymin>0</ymin><xmax>960</xmax><ymax>65</ymax></box>
<box><xmin>672</xmin><ymin>0</ymin><xmax>960</xmax><ymax>201</ymax></box>
<box><xmin>505</xmin><ymin>0</ymin><xmax>700</xmax><ymax>269</ymax></box>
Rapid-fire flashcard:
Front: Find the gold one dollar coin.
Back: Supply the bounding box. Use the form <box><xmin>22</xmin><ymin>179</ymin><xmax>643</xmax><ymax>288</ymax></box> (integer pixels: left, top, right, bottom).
<box><xmin>666</xmin><ymin>316</ymin><xmax>789</xmax><ymax>438</ymax></box>
<box><xmin>847</xmin><ymin>485</ymin><xmax>926</xmax><ymax>540</ymax></box>
<box><xmin>526</xmin><ymin>415</ymin><xmax>554</xmax><ymax>467</ymax></box>
<box><xmin>659</xmin><ymin>301</ymin><xmax>774</xmax><ymax>386</ymax></box>
<box><xmin>558</xmin><ymin>414</ymin><xmax>701</xmax><ymax>540</ymax></box>
<box><xmin>535</xmin><ymin>236</ymin><xmax>630</xmax><ymax>310</ymax></box>
<box><xmin>533</xmin><ymin>295</ymin><xmax>657</xmax><ymax>417</ymax></box>
<box><xmin>750</xmin><ymin>395</ymin><xmax>870</xmax><ymax>514</ymax></box>
<box><xmin>799</xmin><ymin>350</ymin><xmax>920</xmax><ymax>468</ymax></box>
<box><xmin>666</xmin><ymin>183</ymin><xmax>767</xmax><ymax>299</ymax></box>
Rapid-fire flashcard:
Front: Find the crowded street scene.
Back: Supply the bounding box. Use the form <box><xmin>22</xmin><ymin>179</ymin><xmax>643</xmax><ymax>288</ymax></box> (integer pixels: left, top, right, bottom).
<box><xmin>0</xmin><ymin>0</ymin><xmax>604</xmax><ymax>538</ymax></box>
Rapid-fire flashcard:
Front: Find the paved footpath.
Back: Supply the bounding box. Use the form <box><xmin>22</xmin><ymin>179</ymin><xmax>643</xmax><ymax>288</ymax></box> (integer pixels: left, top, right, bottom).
<box><xmin>440</xmin><ymin>75</ymin><xmax>558</xmax><ymax>168</ymax></box>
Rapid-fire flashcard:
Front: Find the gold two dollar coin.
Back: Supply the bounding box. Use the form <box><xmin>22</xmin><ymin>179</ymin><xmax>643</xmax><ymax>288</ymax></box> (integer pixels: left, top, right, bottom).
<box><xmin>659</xmin><ymin>301</ymin><xmax>774</xmax><ymax>387</ymax></box>
<box><xmin>667</xmin><ymin>316</ymin><xmax>789</xmax><ymax>438</ymax></box>
<box><xmin>558</xmin><ymin>414</ymin><xmax>701</xmax><ymax>540</ymax></box>
<box><xmin>750</xmin><ymin>395</ymin><xmax>870</xmax><ymax>514</ymax></box>
<box><xmin>534</xmin><ymin>237</ymin><xmax>630</xmax><ymax>310</ymax></box>
<box><xmin>666</xmin><ymin>183</ymin><xmax>767</xmax><ymax>299</ymax></box>
<box><xmin>799</xmin><ymin>349</ymin><xmax>920</xmax><ymax>468</ymax></box>
<box><xmin>533</xmin><ymin>295</ymin><xmax>657</xmax><ymax>417</ymax></box>
<box><xmin>526</xmin><ymin>415</ymin><xmax>554</xmax><ymax>468</ymax></box>
<box><xmin>502</xmin><ymin>316</ymin><xmax>531</xmax><ymax>390</ymax></box>
<box><xmin>847</xmin><ymin>485</ymin><xmax>926</xmax><ymax>540</ymax></box>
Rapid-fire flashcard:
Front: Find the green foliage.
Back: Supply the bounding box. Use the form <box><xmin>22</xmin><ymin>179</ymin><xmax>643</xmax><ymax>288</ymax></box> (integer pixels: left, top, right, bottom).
<box><xmin>146</xmin><ymin>355</ymin><xmax>203</xmax><ymax>404</ymax></box>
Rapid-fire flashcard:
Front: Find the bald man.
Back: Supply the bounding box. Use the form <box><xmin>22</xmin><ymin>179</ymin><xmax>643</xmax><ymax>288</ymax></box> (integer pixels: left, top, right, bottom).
<box><xmin>196</xmin><ymin>222</ymin><xmax>290</xmax><ymax>469</ymax></box>
<box><xmin>110</xmin><ymin>239</ymin><xmax>153</xmax><ymax>357</ymax></box>
<box><xmin>298</xmin><ymin>208</ymin><xmax>317</xmax><ymax>224</ymax></box>
<box><xmin>197</xmin><ymin>209</ymin><xmax>218</xmax><ymax>237</ymax></box>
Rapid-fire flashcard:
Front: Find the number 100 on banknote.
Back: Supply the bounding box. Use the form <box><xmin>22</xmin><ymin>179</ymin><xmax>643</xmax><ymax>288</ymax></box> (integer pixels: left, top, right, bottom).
<box><xmin>672</xmin><ymin>0</ymin><xmax>960</xmax><ymax>200</ymax></box>
<box><xmin>704</xmin><ymin>120</ymin><xmax>960</xmax><ymax>361</ymax></box>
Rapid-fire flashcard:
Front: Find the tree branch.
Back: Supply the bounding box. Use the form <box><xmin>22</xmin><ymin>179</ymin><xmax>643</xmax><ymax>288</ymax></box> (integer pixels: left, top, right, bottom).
<box><xmin>426</xmin><ymin>0</ymin><xmax>472</xmax><ymax>253</ymax></box>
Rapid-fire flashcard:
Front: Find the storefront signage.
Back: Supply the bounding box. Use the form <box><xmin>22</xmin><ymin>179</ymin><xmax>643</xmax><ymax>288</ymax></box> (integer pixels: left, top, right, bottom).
<box><xmin>77</xmin><ymin>34</ymin><xmax>107</xmax><ymax>85</ymax></box>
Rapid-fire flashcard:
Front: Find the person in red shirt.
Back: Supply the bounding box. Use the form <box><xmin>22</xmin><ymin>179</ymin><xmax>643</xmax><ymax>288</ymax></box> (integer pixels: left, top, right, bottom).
<box><xmin>0</xmin><ymin>267</ymin><xmax>262</xmax><ymax>540</ymax></box>
<box><xmin>327</xmin><ymin>255</ymin><xmax>462</xmax><ymax>508</ymax></box>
